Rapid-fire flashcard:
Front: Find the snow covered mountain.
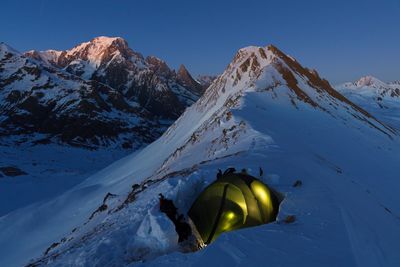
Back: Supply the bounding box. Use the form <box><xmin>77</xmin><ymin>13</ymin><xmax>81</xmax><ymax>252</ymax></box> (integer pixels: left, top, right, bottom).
<box><xmin>0</xmin><ymin>41</ymin><xmax>162</xmax><ymax>216</ymax></box>
<box><xmin>389</xmin><ymin>80</ymin><xmax>400</xmax><ymax>86</ymax></box>
<box><xmin>0</xmin><ymin>42</ymin><xmax>162</xmax><ymax>148</ymax></box>
<box><xmin>1</xmin><ymin>44</ymin><xmax>400</xmax><ymax>267</ymax></box>
<box><xmin>336</xmin><ymin>76</ymin><xmax>400</xmax><ymax>129</ymax></box>
<box><xmin>196</xmin><ymin>74</ymin><xmax>218</xmax><ymax>90</ymax></box>
<box><xmin>0</xmin><ymin>38</ymin><xmax>204</xmax><ymax>217</ymax></box>
<box><xmin>25</xmin><ymin>36</ymin><xmax>204</xmax><ymax>119</ymax></box>
<box><xmin>337</xmin><ymin>76</ymin><xmax>400</xmax><ymax>101</ymax></box>
<box><xmin>1</xmin><ymin>37</ymin><xmax>205</xmax><ymax>148</ymax></box>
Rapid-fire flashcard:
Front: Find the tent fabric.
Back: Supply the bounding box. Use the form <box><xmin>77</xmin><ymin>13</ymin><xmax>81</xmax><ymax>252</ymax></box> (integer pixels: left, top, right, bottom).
<box><xmin>188</xmin><ymin>172</ymin><xmax>279</xmax><ymax>244</ymax></box>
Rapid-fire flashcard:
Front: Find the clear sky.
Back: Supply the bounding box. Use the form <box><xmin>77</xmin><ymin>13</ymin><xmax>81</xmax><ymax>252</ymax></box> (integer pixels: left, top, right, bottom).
<box><xmin>1</xmin><ymin>0</ymin><xmax>399</xmax><ymax>84</ymax></box>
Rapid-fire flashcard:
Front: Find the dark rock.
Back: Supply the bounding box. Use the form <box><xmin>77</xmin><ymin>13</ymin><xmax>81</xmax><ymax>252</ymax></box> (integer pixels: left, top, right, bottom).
<box><xmin>284</xmin><ymin>215</ymin><xmax>296</xmax><ymax>224</ymax></box>
<box><xmin>0</xmin><ymin>166</ymin><xmax>27</xmax><ymax>177</ymax></box>
<box><xmin>293</xmin><ymin>180</ymin><xmax>302</xmax><ymax>187</ymax></box>
<box><xmin>159</xmin><ymin>194</ymin><xmax>192</xmax><ymax>242</ymax></box>
<box><xmin>177</xmin><ymin>64</ymin><xmax>204</xmax><ymax>96</ymax></box>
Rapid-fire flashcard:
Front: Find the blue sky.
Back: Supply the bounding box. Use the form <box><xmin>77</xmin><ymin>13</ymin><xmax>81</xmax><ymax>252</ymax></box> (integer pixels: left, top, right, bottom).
<box><xmin>1</xmin><ymin>0</ymin><xmax>399</xmax><ymax>84</ymax></box>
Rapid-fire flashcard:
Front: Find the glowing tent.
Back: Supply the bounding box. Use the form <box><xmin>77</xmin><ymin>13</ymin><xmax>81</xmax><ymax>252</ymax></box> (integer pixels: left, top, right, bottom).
<box><xmin>188</xmin><ymin>171</ymin><xmax>280</xmax><ymax>245</ymax></box>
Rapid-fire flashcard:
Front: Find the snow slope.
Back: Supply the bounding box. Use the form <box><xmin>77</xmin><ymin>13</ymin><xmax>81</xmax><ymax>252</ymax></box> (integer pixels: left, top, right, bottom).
<box><xmin>0</xmin><ymin>142</ymin><xmax>132</xmax><ymax>216</ymax></box>
<box><xmin>336</xmin><ymin>76</ymin><xmax>400</xmax><ymax>130</ymax></box>
<box><xmin>1</xmin><ymin>45</ymin><xmax>400</xmax><ymax>267</ymax></box>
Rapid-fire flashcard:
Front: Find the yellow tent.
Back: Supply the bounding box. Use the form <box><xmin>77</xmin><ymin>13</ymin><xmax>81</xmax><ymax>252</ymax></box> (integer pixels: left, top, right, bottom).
<box><xmin>188</xmin><ymin>171</ymin><xmax>280</xmax><ymax>244</ymax></box>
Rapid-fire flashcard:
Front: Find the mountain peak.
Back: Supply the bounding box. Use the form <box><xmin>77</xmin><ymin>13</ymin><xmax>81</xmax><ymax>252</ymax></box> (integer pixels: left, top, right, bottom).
<box><xmin>88</xmin><ymin>36</ymin><xmax>129</xmax><ymax>49</ymax></box>
<box><xmin>336</xmin><ymin>75</ymin><xmax>400</xmax><ymax>105</ymax></box>
<box><xmin>233</xmin><ymin>44</ymin><xmax>287</xmax><ymax>61</ymax></box>
<box><xmin>355</xmin><ymin>75</ymin><xmax>384</xmax><ymax>87</ymax></box>
<box><xmin>0</xmin><ymin>42</ymin><xmax>19</xmax><ymax>55</ymax></box>
<box><xmin>146</xmin><ymin>55</ymin><xmax>167</xmax><ymax>66</ymax></box>
<box><xmin>67</xmin><ymin>36</ymin><xmax>130</xmax><ymax>58</ymax></box>
<box><xmin>200</xmin><ymin>43</ymin><xmax>390</xmax><ymax>135</ymax></box>
<box><xmin>145</xmin><ymin>56</ymin><xmax>173</xmax><ymax>76</ymax></box>
<box><xmin>177</xmin><ymin>64</ymin><xmax>190</xmax><ymax>76</ymax></box>
<box><xmin>229</xmin><ymin>45</ymin><xmax>275</xmax><ymax>78</ymax></box>
<box><xmin>0</xmin><ymin>42</ymin><xmax>9</xmax><ymax>52</ymax></box>
<box><xmin>336</xmin><ymin>76</ymin><xmax>391</xmax><ymax>91</ymax></box>
<box><xmin>92</xmin><ymin>36</ymin><xmax>125</xmax><ymax>42</ymax></box>
<box><xmin>176</xmin><ymin>64</ymin><xmax>204</xmax><ymax>95</ymax></box>
<box><xmin>230</xmin><ymin>44</ymin><xmax>307</xmax><ymax>79</ymax></box>
<box><xmin>227</xmin><ymin>44</ymin><xmax>332</xmax><ymax>97</ymax></box>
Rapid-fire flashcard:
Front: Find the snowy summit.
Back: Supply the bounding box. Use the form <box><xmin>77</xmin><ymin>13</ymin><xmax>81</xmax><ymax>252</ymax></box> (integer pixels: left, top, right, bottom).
<box><xmin>336</xmin><ymin>76</ymin><xmax>400</xmax><ymax>129</ymax></box>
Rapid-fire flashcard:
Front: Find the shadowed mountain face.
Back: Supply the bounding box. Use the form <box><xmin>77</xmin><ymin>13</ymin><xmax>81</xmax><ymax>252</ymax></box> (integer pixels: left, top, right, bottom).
<box><xmin>0</xmin><ymin>37</ymin><xmax>204</xmax><ymax>149</ymax></box>
<box><xmin>25</xmin><ymin>37</ymin><xmax>203</xmax><ymax>118</ymax></box>
<box><xmin>176</xmin><ymin>64</ymin><xmax>204</xmax><ymax>96</ymax></box>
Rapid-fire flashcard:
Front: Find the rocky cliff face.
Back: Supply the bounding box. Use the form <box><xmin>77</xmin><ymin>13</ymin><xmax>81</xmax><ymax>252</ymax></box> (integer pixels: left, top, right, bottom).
<box><xmin>176</xmin><ymin>64</ymin><xmax>204</xmax><ymax>95</ymax></box>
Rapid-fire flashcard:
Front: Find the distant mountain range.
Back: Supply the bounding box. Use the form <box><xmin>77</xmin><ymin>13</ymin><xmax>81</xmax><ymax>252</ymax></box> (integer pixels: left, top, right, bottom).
<box><xmin>335</xmin><ymin>76</ymin><xmax>400</xmax><ymax>129</ymax></box>
<box><xmin>4</xmin><ymin>37</ymin><xmax>397</xmax><ymax>151</ymax></box>
<box><xmin>336</xmin><ymin>76</ymin><xmax>400</xmax><ymax>103</ymax></box>
<box><xmin>0</xmin><ymin>37</ymin><xmax>214</xmax><ymax>149</ymax></box>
